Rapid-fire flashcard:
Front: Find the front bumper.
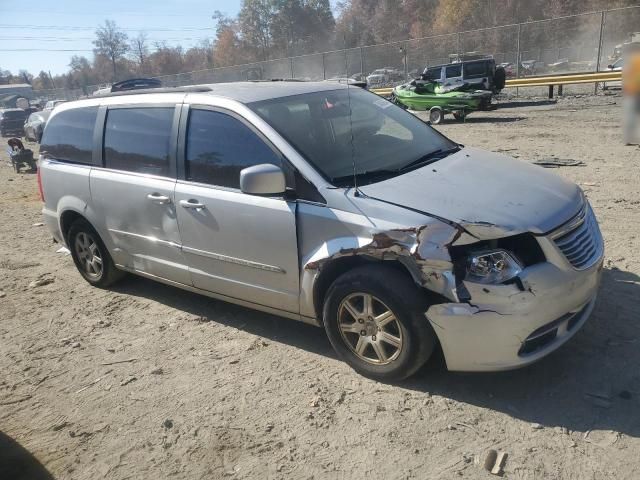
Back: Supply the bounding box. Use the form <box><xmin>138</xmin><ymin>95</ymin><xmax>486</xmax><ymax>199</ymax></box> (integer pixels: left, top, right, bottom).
<box><xmin>426</xmin><ymin>257</ymin><xmax>602</xmax><ymax>372</ymax></box>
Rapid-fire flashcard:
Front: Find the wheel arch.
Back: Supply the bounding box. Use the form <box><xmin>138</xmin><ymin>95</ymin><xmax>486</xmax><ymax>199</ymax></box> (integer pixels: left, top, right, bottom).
<box><xmin>60</xmin><ymin>209</ymin><xmax>88</xmax><ymax>244</ymax></box>
<box><xmin>312</xmin><ymin>256</ymin><xmax>427</xmax><ymax>324</ymax></box>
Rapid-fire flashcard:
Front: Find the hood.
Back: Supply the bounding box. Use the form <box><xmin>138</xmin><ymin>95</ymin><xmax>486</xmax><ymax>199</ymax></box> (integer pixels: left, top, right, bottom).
<box><xmin>359</xmin><ymin>147</ymin><xmax>583</xmax><ymax>239</ymax></box>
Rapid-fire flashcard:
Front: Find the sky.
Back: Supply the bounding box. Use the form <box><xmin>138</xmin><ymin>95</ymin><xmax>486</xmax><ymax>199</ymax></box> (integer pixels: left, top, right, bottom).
<box><xmin>0</xmin><ymin>0</ymin><xmax>246</xmax><ymax>76</ymax></box>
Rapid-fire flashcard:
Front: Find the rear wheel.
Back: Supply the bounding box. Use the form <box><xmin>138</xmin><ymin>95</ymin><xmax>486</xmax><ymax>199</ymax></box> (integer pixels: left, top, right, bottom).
<box><xmin>68</xmin><ymin>219</ymin><xmax>125</xmax><ymax>288</ymax></box>
<box><xmin>429</xmin><ymin>107</ymin><xmax>444</xmax><ymax>125</ymax></box>
<box><xmin>323</xmin><ymin>265</ymin><xmax>437</xmax><ymax>381</ymax></box>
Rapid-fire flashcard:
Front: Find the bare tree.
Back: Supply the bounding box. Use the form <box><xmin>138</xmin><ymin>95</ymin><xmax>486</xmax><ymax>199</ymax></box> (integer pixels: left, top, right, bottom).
<box><xmin>130</xmin><ymin>32</ymin><xmax>149</xmax><ymax>74</ymax></box>
<box><xmin>93</xmin><ymin>20</ymin><xmax>129</xmax><ymax>80</ymax></box>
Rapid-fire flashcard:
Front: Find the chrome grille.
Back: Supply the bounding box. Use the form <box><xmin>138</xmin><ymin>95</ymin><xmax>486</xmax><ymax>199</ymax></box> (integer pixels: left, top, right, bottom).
<box><xmin>552</xmin><ymin>204</ymin><xmax>603</xmax><ymax>270</ymax></box>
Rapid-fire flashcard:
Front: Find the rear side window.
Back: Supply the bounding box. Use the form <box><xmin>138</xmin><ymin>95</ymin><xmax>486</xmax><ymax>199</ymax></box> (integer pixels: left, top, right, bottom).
<box><xmin>103</xmin><ymin>107</ymin><xmax>174</xmax><ymax>177</ymax></box>
<box><xmin>445</xmin><ymin>64</ymin><xmax>462</xmax><ymax>78</ymax></box>
<box><xmin>185</xmin><ymin>109</ymin><xmax>281</xmax><ymax>189</ymax></box>
<box><xmin>40</xmin><ymin>107</ymin><xmax>98</xmax><ymax>164</ymax></box>
<box><xmin>424</xmin><ymin>67</ymin><xmax>442</xmax><ymax>81</ymax></box>
<box><xmin>463</xmin><ymin>61</ymin><xmax>488</xmax><ymax>78</ymax></box>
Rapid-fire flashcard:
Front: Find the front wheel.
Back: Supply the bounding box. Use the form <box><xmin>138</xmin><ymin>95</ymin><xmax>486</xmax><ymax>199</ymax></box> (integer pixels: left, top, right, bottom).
<box><xmin>68</xmin><ymin>219</ymin><xmax>125</xmax><ymax>288</ymax></box>
<box><xmin>323</xmin><ymin>265</ymin><xmax>437</xmax><ymax>381</ymax></box>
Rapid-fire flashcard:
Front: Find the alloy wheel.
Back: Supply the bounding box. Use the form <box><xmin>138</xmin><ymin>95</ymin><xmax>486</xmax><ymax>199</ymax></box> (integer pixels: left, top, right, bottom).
<box><xmin>74</xmin><ymin>232</ymin><xmax>103</xmax><ymax>279</ymax></box>
<box><xmin>337</xmin><ymin>292</ymin><xmax>403</xmax><ymax>365</ymax></box>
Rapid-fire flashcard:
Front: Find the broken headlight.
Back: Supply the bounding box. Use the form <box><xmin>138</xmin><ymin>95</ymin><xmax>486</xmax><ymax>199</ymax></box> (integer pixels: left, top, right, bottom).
<box><xmin>465</xmin><ymin>250</ymin><xmax>522</xmax><ymax>284</ymax></box>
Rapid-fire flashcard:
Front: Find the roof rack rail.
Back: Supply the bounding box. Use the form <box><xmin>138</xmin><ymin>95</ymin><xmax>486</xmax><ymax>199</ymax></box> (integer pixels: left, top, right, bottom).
<box><xmin>92</xmin><ymin>85</ymin><xmax>212</xmax><ymax>98</ymax></box>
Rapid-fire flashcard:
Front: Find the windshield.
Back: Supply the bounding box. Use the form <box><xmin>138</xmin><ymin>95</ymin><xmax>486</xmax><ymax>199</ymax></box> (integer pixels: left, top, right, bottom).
<box><xmin>249</xmin><ymin>88</ymin><xmax>457</xmax><ymax>186</ymax></box>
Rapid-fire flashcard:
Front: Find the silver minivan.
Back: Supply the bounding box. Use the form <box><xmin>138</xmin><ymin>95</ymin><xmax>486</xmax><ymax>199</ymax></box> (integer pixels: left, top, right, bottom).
<box><xmin>39</xmin><ymin>82</ymin><xmax>603</xmax><ymax>380</ymax></box>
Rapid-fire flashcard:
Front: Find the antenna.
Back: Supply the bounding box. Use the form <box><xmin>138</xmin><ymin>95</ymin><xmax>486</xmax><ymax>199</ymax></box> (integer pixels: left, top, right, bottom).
<box><xmin>343</xmin><ymin>36</ymin><xmax>360</xmax><ymax>197</ymax></box>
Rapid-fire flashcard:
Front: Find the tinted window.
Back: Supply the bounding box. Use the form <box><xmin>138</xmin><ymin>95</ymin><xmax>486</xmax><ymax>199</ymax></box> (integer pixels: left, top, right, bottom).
<box><xmin>445</xmin><ymin>64</ymin><xmax>462</xmax><ymax>78</ymax></box>
<box><xmin>185</xmin><ymin>109</ymin><xmax>281</xmax><ymax>188</ymax></box>
<box><xmin>463</xmin><ymin>61</ymin><xmax>488</xmax><ymax>77</ymax></box>
<box><xmin>104</xmin><ymin>108</ymin><xmax>174</xmax><ymax>177</ymax></box>
<box><xmin>424</xmin><ymin>67</ymin><xmax>442</xmax><ymax>80</ymax></box>
<box><xmin>40</xmin><ymin>107</ymin><xmax>98</xmax><ymax>164</ymax></box>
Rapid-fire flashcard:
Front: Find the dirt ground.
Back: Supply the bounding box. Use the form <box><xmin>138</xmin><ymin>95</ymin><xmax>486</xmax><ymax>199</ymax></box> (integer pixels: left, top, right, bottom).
<box><xmin>1</xmin><ymin>90</ymin><xmax>639</xmax><ymax>480</ymax></box>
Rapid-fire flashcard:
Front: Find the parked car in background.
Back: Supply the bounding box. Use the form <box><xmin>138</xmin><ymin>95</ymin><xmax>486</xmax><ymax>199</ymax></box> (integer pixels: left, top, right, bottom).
<box><xmin>603</xmin><ymin>57</ymin><xmax>623</xmax><ymax>90</ymax></box>
<box><xmin>520</xmin><ymin>59</ymin><xmax>543</xmax><ymax>76</ymax></box>
<box><xmin>498</xmin><ymin>62</ymin><xmax>516</xmax><ymax>78</ymax></box>
<box><xmin>422</xmin><ymin>58</ymin><xmax>506</xmax><ymax>93</ymax></box>
<box><xmin>110</xmin><ymin>78</ymin><xmax>162</xmax><ymax>92</ymax></box>
<box><xmin>24</xmin><ymin>110</ymin><xmax>51</xmax><ymax>142</ymax></box>
<box><xmin>44</xmin><ymin>100</ymin><xmax>67</xmax><ymax>111</ymax></box>
<box><xmin>0</xmin><ymin>108</ymin><xmax>28</xmax><ymax>137</ymax></box>
<box><xmin>366</xmin><ymin>68</ymin><xmax>405</xmax><ymax>86</ymax></box>
<box><xmin>326</xmin><ymin>78</ymin><xmax>368</xmax><ymax>89</ymax></box>
<box><xmin>39</xmin><ymin>81</ymin><xmax>603</xmax><ymax>380</ymax></box>
<box><xmin>91</xmin><ymin>78</ymin><xmax>163</xmax><ymax>96</ymax></box>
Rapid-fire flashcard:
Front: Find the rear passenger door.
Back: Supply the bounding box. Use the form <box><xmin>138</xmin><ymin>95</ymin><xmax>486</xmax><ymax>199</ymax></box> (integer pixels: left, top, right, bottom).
<box><xmin>444</xmin><ymin>64</ymin><xmax>463</xmax><ymax>84</ymax></box>
<box><xmin>174</xmin><ymin>106</ymin><xmax>300</xmax><ymax>313</ymax></box>
<box><xmin>90</xmin><ymin>105</ymin><xmax>191</xmax><ymax>285</ymax></box>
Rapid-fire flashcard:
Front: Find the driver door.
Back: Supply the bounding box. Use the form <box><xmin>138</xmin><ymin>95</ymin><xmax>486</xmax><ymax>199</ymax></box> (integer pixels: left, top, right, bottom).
<box><xmin>175</xmin><ymin>106</ymin><xmax>300</xmax><ymax>313</ymax></box>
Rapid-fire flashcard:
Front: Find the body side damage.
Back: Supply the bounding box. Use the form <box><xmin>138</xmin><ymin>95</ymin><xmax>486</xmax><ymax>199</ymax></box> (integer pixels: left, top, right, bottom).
<box><xmin>300</xmin><ymin>216</ymin><xmax>465</xmax><ymax>319</ymax></box>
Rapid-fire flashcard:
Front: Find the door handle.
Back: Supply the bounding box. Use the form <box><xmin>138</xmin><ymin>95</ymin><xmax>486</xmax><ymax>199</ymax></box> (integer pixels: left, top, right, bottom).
<box><xmin>179</xmin><ymin>199</ymin><xmax>205</xmax><ymax>210</ymax></box>
<box><xmin>147</xmin><ymin>193</ymin><xmax>171</xmax><ymax>204</ymax></box>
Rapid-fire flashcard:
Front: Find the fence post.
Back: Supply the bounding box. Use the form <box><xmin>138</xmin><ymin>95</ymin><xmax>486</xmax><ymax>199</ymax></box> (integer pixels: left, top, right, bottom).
<box><xmin>595</xmin><ymin>10</ymin><xmax>606</xmax><ymax>94</ymax></box>
<box><xmin>322</xmin><ymin>53</ymin><xmax>326</xmax><ymax>80</ymax></box>
<box><xmin>290</xmin><ymin>57</ymin><xmax>294</xmax><ymax>79</ymax></box>
<box><xmin>360</xmin><ymin>47</ymin><xmax>364</xmax><ymax>75</ymax></box>
<box><xmin>403</xmin><ymin>43</ymin><xmax>408</xmax><ymax>80</ymax></box>
<box><xmin>515</xmin><ymin>23</ymin><xmax>522</xmax><ymax>97</ymax></box>
<box><xmin>457</xmin><ymin>32</ymin><xmax>462</xmax><ymax>57</ymax></box>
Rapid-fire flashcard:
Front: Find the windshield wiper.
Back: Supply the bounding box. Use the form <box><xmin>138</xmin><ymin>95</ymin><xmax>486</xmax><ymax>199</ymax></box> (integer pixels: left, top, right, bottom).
<box><xmin>331</xmin><ymin>169</ymin><xmax>399</xmax><ymax>187</ymax></box>
<box><xmin>331</xmin><ymin>146</ymin><xmax>461</xmax><ymax>187</ymax></box>
<box><xmin>397</xmin><ymin>146</ymin><xmax>461</xmax><ymax>172</ymax></box>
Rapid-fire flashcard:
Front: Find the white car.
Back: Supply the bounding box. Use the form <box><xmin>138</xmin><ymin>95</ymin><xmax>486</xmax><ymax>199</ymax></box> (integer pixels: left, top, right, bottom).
<box><xmin>44</xmin><ymin>100</ymin><xmax>67</xmax><ymax>111</ymax></box>
<box><xmin>603</xmin><ymin>58</ymin><xmax>623</xmax><ymax>90</ymax></box>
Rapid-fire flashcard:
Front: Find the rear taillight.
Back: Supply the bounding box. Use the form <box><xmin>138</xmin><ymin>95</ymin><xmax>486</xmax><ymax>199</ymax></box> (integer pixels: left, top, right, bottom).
<box><xmin>36</xmin><ymin>164</ymin><xmax>44</xmax><ymax>202</ymax></box>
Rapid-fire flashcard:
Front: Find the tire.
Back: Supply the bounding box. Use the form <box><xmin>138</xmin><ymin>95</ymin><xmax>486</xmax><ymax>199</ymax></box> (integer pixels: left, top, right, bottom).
<box><xmin>493</xmin><ymin>66</ymin><xmax>506</xmax><ymax>92</ymax></box>
<box><xmin>323</xmin><ymin>264</ymin><xmax>437</xmax><ymax>381</ymax></box>
<box><xmin>67</xmin><ymin>218</ymin><xmax>125</xmax><ymax>288</ymax></box>
<box><xmin>429</xmin><ymin>107</ymin><xmax>443</xmax><ymax>125</ymax></box>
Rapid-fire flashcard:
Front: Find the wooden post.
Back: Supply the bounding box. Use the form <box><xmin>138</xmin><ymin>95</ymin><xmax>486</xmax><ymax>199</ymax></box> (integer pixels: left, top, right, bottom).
<box><xmin>548</xmin><ymin>85</ymin><xmax>554</xmax><ymax>99</ymax></box>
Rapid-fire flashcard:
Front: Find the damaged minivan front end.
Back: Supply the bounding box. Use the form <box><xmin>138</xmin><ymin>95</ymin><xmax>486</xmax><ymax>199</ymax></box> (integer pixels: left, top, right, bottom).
<box><xmin>300</xmin><ymin>151</ymin><xmax>604</xmax><ymax>373</ymax></box>
<box><xmin>428</xmin><ymin>201</ymin><xmax>603</xmax><ymax>371</ymax></box>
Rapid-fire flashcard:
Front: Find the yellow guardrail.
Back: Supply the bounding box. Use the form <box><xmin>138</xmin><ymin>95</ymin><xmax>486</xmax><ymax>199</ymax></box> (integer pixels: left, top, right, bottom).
<box><xmin>370</xmin><ymin>87</ymin><xmax>394</xmax><ymax>96</ymax></box>
<box><xmin>369</xmin><ymin>71</ymin><xmax>622</xmax><ymax>96</ymax></box>
<box><xmin>505</xmin><ymin>71</ymin><xmax>622</xmax><ymax>87</ymax></box>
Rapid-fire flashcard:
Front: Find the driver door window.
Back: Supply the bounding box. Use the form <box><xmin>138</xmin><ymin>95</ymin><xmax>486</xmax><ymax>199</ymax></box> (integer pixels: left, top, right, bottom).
<box><xmin>185</xmin><ymin>109</ymin><xmax>282</xmax><ymax>189</ymax></box>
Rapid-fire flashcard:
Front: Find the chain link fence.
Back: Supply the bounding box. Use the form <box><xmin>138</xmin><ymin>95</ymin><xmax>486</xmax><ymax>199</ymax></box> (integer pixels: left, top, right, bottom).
<box><xmin>34</xmin><ymin>5</ymin><xmax>639</xmax><ymax>100</ymax></box>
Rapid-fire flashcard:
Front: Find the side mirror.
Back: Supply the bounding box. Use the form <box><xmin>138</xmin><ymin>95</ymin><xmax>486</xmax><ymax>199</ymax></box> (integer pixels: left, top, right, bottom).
<box><xmin>240</xmin><ymin>163</ymin><xmax>286</xmax><ymax>196</ymax></box>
